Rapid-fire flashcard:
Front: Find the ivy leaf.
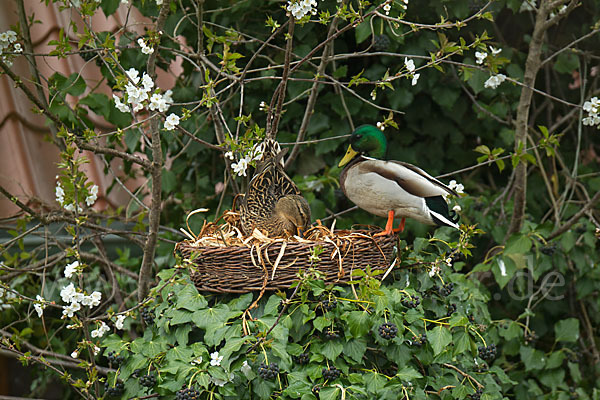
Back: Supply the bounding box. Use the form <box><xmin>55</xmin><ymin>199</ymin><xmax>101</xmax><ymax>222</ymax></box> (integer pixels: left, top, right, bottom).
<box><xmin>554</xmin><ymin>318</ymin><xmax>579</xmax><ymax>343</ymax></box>
<box><xmin>345</xmin><ymin>311</ymin><xmax>372</xmax><ymax>337</ymax></box>
<box><xmin>176</xmin><ymin>285</ymin><xmax>208</xmax><ymax>311</ymax></box>
<box><xmin>396</xmin><ymin>366</ymin><xmax>422</xmax><ymax>381</ymax></box>
<box><xmin>453</xmin><ymin>331</ymin><xmax>471</xmax><ymax>356</ymax></box>
<box><xmin>520</xmin><ymin>346</ymin><xmax>545</xmax><ymax>371</ymax></box>
<box><xmin>319</xmin><ymin>387</ymin><xmax>340</xmax><ymax>400</ymax></box>
<box><xmin>343</xmin><ymin>337</ymin><xmax>367</xmax><ymax>363</ymax></box>
<box><xmin>364</xmin><ymin>371</ymin><xmax>387</xmax><ymax>393</ymax></box>
<box><xmin>504</xmin><ymin>234</ymin><xmax>532</xmax><ymax>255</ymax></box>
<box><xmin>321</xmin><ymin>340</ymin><xmax>344</xmax><ymax>361</ymax></box>
<box><xmin>428</xmin><ymin>325</ymin><xmax>452</xmax><ymax>355</ymax></box>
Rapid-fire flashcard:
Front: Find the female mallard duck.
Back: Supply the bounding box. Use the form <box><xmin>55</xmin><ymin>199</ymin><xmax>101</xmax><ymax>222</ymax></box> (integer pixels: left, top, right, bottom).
<box><xmin>240</xmin><ymin>139</ymin><xmax>311</xmax><ymax>237</ymax></box>
<box><xmin>338</xmin><ymin>125</ymin><xmax>459</xmax><ymax>235</ymax></box>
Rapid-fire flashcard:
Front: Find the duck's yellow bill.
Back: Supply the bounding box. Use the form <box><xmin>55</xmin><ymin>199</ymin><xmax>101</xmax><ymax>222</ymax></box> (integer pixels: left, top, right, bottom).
<box><xmin>338</xmin><ymin>145</ymin><xmax>358</xmax><ymax>167</ymax></box>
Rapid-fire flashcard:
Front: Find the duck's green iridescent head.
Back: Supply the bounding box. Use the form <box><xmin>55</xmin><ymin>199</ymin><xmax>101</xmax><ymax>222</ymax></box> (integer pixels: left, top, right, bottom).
<box><xmin>338</xmin><ymin>125</ymin><xmax>387</xmax><ymax>167</ymax></box>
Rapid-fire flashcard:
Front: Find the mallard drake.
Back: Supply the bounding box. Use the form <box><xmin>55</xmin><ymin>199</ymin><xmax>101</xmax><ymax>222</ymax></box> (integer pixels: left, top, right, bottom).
<box><xmin>338</xmin><ymin>125</ymin><xmax>459</xmax><ymax>235</ymax></box>
<box><xmin>240</xmin><ymin>139</ymin><xmax>311</xmax><ymax>237</ymax></box>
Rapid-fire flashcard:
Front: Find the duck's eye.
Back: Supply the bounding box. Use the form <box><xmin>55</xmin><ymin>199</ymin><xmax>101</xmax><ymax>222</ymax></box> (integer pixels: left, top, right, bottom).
<box><xmin>351</xmin><ymin>134</ymin><xmax>362</xmax><ymax>144</ymax></box>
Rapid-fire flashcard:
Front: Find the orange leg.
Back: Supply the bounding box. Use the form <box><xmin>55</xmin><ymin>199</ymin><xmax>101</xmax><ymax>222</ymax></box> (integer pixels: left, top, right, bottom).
<box><xmin>393</xmin><ymin>218</ymin><xmax>405</xmax><ymax>233</ymax></box>
<box><xmin>374</xmin><ymin>210</ymin><xmax>395</xmax><ymax>237</ymax></box>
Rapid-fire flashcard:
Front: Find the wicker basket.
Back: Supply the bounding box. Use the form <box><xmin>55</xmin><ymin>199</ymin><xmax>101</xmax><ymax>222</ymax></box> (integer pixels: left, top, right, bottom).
<box><xmin>175</xmin><ymin>225</ymin><xmax>397</xmax><ymax>293</ymax></box>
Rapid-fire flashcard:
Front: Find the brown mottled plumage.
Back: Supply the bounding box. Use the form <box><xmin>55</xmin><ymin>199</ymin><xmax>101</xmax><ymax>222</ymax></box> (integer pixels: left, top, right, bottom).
<box><xmin>240</xmin><ymin>140</ymin><xmax>311</xmax><ymax>237</ymax></box>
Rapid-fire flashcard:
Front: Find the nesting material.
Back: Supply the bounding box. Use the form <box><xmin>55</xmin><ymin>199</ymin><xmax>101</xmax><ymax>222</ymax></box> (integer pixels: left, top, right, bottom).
<box><xmin>174</xmin><ymin>210</ymin><xmax>397</xmax><ymax>293</ymax></box>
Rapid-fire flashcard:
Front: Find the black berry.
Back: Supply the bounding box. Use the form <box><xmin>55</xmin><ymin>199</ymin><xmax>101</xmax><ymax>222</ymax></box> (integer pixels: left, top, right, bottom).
<box><xmin>322</xmin><ymin>366</ymin><xmax>341</xmax><ymax>380</ymax></box>
<box><xmin>176</xmin><ymin>386</ymin><xmax>200</xmax><ymax>400</ymax></box>
<box><xmin>411</xmin><ymin>333</ymin><xmax>427</xmax><ymax>347</ymax></box>
<box><xmin>474</xmin><ymin>362</ymin><xmax>488</xmax><ymax>373</ymax></box>
<box><xmin>478</xmin><ymin>344</ymin><xmax>496</xmax><ymax>360</ymax></box>
<box><xmin>324</xmin><ymin>328</ymin><xmax>340</xmax><ymax>340</ymax></box>
<box><xmin>438</xmin><ymin>282</ymin><xmax>454</xmax><ymax>297</ymax></box>
<box><xmin>141</xmin><ymin>307</ymin><xmax>154</xmax><ymax>325</ymax></box>
<box><xmin>106</xmin><ymin>351</ymin><xmax>124</xmax><ymax>366</ymax></box>
<box><xmin>378</xmin><ymin>322</ymin><xmax>398</xmax><ymax>340</ymax></box>
<box><xmin>321</xmin><ymin>299</ymin><xmax>338</xmax><ymax>312</ymax></box>
<box><xmin>470</xmin><ymin>387</ymin><xmax>483</xmax><ymax>400</ymax></box>
<box><xmin>312</xmin><ymin>385</ymin><xmax>321</xmax><ymax>396</ymax></box>
<box><xmin>131</xmin><ymin>369</ymin><xmax>142</xmax><ymax>378</ymax></box>
<box><xmin>446</xmin><ymin>303</ymin><xmax>457</xmax><ymax>317</ymax></box>
<box><xmin>540</xmin><ymin>243</ymin><xmax>557</xmax><ymax>255</ymax></box>
<box><xmin>104</xmin><ymin>381</ymin><xmax>124</xmax><ymax>397</ymax></box>
<box><xmin>373</xmin><ymin>34</ymin><xmax>391</xmax><ymax>51</ymax></box>
<box><xmin>293</xmin><ymin>352</ymin><xmax>310</xmax><ymax>365</ymax></box>
<box><xmin>401</xmin><ymin>296</ymin><xmax>420</xmax><ymax>309</ymax></box>
<box><xmin>139</xmin><ymin>373</ymin><xmax>156</xmax><ymax>388</ymax></box>
<box><xmin>258</xmin><ymin>362</ymin><xmax>279</xmax><ymax>380</ymax></box>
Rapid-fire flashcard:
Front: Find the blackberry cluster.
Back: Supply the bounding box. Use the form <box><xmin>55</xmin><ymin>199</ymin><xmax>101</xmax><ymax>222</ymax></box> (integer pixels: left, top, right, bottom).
<box><xmin>373</xmin><ymin>34</ymin><xmax>391</xmax><ymax>51</ymax></box>
<box><xmin>569</xmin><ymin>386</ymin><xmax>579</xmax><ymax>399</ymax></box>
<box><xmin>401</xmin><ymin>296</ymin><xmax>420</xmax><ymax>309</ymax></box>
<box><xmin>478</xmin><ymin>344</ymin><xmax>497</xmax><ymax>360</ymax></box>
<box><xmin>438</xmin><ymin>282</ymin><xmax>455</xmax><ymax>297</ymax></box>
<box><xmin>411</xmin><ymin>334</ymin><xmax>427</xmax><ymax>347</ymax></box>
<box><xmin>139</xmin><ymin>374</ymin><xmax>157</xmax><ymax>388</ymax></box>
<box><xmin>176</xmin><ymin>386</ymin><xmax>200</xmax><ymax>400</ymax></box>
<box><xmin>474</xmin><ymin>362</ymin><xmax>488</xmax><ymax>373</ymax></box>
<box><xmin>321</xmin><ymin>299</ymin><xmax>337</xmax><ymax>311</ymax></box>
<box><xmin>106</xmin><ymin>351</ymin><xmax>124</xmax><ymax>366</ymax></box>
<box><xmin>104</xmin><ymin>381</ymin><xmax>124</xmax><ymax>397</ymax></box>
<box><xmin>78</xmin><ymin>46</ymin><xmax>96</xmax><ymax>62</ymax></box>
<box><xmin>568</xmin><ymin>349</ymin><xmax>582</xmax><ymax>364</ymax></box>
<box><xmin>324</xmin><ymin>329</ymin><xmax>340</xmax><ymax>340</ymax></box>
<box><xmin>470</xmin><ymin>387</ymin><xmax>483</xmax><ymax>400</ymax></box>
<box><xmin>258</xmin><ymin>362</ymin><xmax>279</xmax><ymax>380</ymax></box>
<box><xmin>293</xmin><ymin>352</ymin><xmax>310</xmax><ymax>365</ymax></box>
<box><xmin>524</xmin><ymin>330</ymin><xmax>538</xmax><ymax>345</ymax></box>
<box><xmin>141</xmin><ymin>307</ymin><xmax>154</xmax><ymax>325</ymax></box>
<box><xmin>322</xmin><ymin>366</ymin><xmax>341</xmax><ymax>380</ymax></box>
<box><xmin>312</xmin><ymin>385</ymin><xmax>321</xmax><ymax>396</ymax></box>
<box><xmin>378</xmin><ymin>322</ymin><xmax>398</xmax><ymax>339</ymax></box>
<box><xmin>446</xmin><ymin>303</ymin><xmax>457</xmax><ymax>317</ymax></box>
<box><xmin>540</xmin><ymin>243</ymin><xmax>557</xmax><ymax>255</ymax></box>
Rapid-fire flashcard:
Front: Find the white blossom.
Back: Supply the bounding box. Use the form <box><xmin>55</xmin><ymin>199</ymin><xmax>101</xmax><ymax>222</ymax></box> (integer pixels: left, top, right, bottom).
<box><xmin>113</xmin><ymin>95</ymin><xmax>130</xmax><ymax>113</ymax></box>
<box><xmin>88</xmin><ymin>291</ymin><xmax>102</xmax><ymax>308</ymax></box>
<box><xmin>489</xmin><ymin>46</ymin><xmax>502</xmax><ymax>55</ymax></box>
<box><xmin>34</xmin><ymin>295</ymin><xmax>46</xmax><ymax>317</ymax></box>
<box><xmin>241</xmin><ymin>360</ymin><xmax>252</xmax><ymax>378</ymax></box>
<box><xmin>85</xmin><ymin>184</ymin><xmax>98</xmax><ymax>206</ymax></box>
<box><xmin>383</xmin><ymin>2</ymin><xmax>391</xmax><ymax>15</ymax></box>
<box><xmin>452</xmin><ymin>204</ymin><xmax>462</xmax><ymax>212</ymax></box>
<box><xmin>60</xmin><ymin>283</ymin><xmax>77</xmax><ymax>303</ymax></box>
<box><xmin>91</xmin><ymin>321</ymin><xmax>110</xmax><ymax>338</ymax></box>
<box><xmin>210</xmin><ymin>351</ymin><xmax>223</xmax><ymax>366</ymax></box>
<box><xmin>429</xmin><ymin>265</ymin><xmax>441</xmax><ymax>278</ymax></box>
<box><xmin>64</xmin><ymin>261</ymin><xmax>79</xmax><ymax>279</ymax></box>
<box><xmin>0</xmin><ymin>287</ymin><xmax>16</xmax><ymax>310</ymax></box>
<box><xmin>62</xmin><ymin>302</ymin><xmax>81</xmax><ymax>318</ymax></box>
<box><xmin>448</xmin><ymin>180</ymin><xmax>465</xmax><ymax>194</ymax></box>
<box><xmin>445</xmin><ymin>257</ymin><xmax>453</xmax><ymax>267</ymax></box>
<box><xmin>71</xmin><ymin>350</ymin><xmax>79</xmax><ymax>358</ymax></box>
<box><xmin>210</xmin><ymin>376</ymin><xmax>228</xmax><ymax>387</ymax></box>
<box><xmin>475</xmin><ymin>51</ymin><xmax>488</xmax><ymax>64</ymax></box>
<box><xmin>370</xmin><ymin>89</ymin><xmax>377</xmax><ymax>101</ymax></box>
<box><xmin>259</xmin><ymin>101</ymin><xmax>267</xmax><ymax>111</ymax></box>
<box><xmin>224</xmin><ymin>151</ymin><xmax>234</xmax><ymax>160</ymax></box>
<box><xmin>376</xmin><ymin>121</ymin><xmax>385</xmax><ymax>131</ymax></box>
<box><xmin>286</xmin><ymin>0</ymin><xmax>318</xmax><ymax>19</ymax></box>
<box><xmin>94</xmin><ymin>345</ymin><xmax>101</xmax><ymax>355</ymax></box>
<box><xmin>404</xmin><ymin>57</ymin><xmax>415</xmax><ymax>72</ymax></box>
<box><xmin>156</xmin><ymin>0</ymin><xmax>163</xmax><ymax>4</ymax></box>
<box><xmin>162</xmin><ymin>89</ymin><xmax>173</xmax><ymax>104</ymax></box>
<box><xmin>115</xmin><ymin>314</ymin><xmax>126</xmax><ymax>330</ymax></box>
<box><xmin>582</xmin><ymin>97</ymin><xmax>600</xmax><ymax>128</ymax></box>
<box><xmin>164</xmin><ymin>113</ymin><xmax>180</xmax><ymax>130</ymax></box>
<box><xmin>138</xmin><ymin>38</ymin><xmax>154</xmax><ymax>55</ymax></box>
<box><xmin>121</xmin><ymin>0</ymin><xmax>129</xmax><ymax>3</ymax></box>
<box><xmin>55</xmin><ymin>183</ymin><xmax>65</xmax><ymax>205</ymax></box>
<box><xmin>141</xmin><ymin>73</ymin><xmax>154</xmax><ymax>92</ymax></box>
<box><xmin>191</xmin><ymin>356</ymin><xmax>203</xmax><ymax>365</ymax></box>
<box><xmin>13</xmin><ymin>43</ymin><xmax>22</xmax><ymax>53</ymax></box>
<box><xmin>484</xmin><ymin>73</ymin><xmax>507</xmax><ymax>89</ymax></box>
<box><xmin>231</xmin><ymin>158</ymin><xmax>249</xmax><ymax>177</ymax></box>
<box><xmin>411</xmin><ymin>73</ymin><xmax>420</xmax><ymax>86</ymax></box>
<box><xmin>125</xmin><ymin>68</ymin><xmax>140</xmax><ymax>84</ymax></box>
